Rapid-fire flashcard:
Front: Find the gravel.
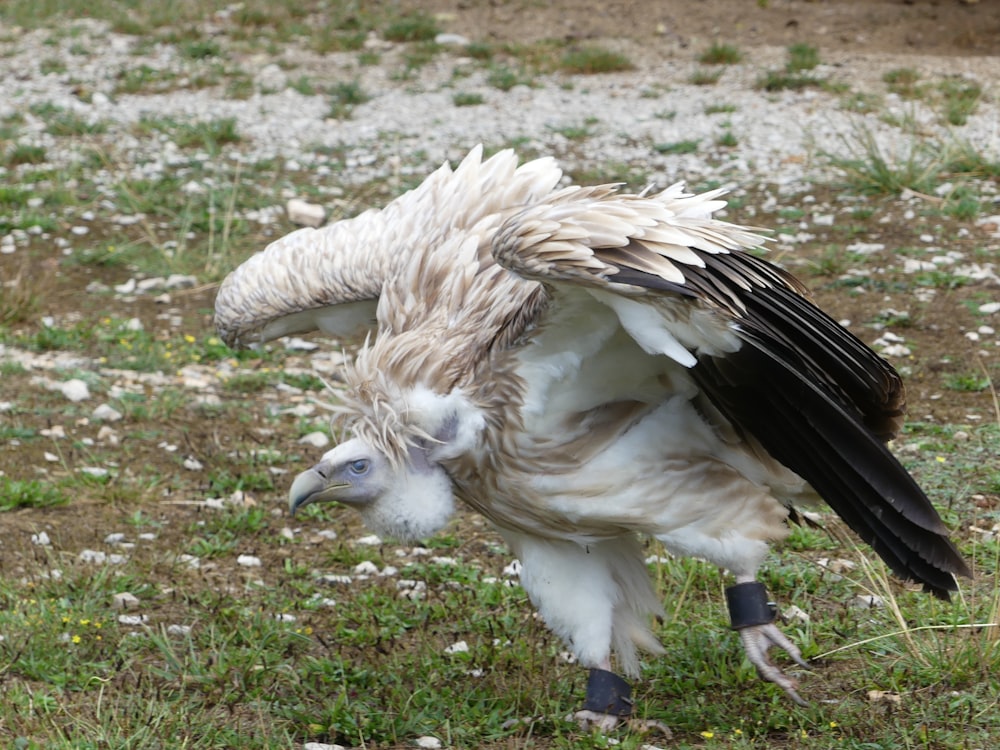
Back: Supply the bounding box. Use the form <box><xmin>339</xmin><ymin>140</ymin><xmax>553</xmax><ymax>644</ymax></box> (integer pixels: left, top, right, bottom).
<box><xmin>1</xmin><ymin>20</ymin><xmax>997</xmax><ymax>195</ymax></box>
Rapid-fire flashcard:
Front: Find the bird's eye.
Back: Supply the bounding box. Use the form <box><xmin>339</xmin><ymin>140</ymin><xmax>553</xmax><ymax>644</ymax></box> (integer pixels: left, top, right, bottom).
<box><xmin>348</xmin><ymin>459</ymin><xmax>370</xmax><ymax>476</ymax></box>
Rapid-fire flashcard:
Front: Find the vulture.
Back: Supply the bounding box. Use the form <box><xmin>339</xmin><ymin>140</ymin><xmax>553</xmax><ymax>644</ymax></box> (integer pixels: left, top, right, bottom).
<box><xmin>215</xmin><ymin>146</ymin><xmax>970</xmax><ymax>728</ymax></box>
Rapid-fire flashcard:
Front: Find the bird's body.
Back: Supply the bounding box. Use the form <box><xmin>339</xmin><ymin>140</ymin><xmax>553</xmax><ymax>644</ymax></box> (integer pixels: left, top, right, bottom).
<box><xmin>215</xmin><ymin>147</ymin><xmax>969</xmax><ymax>720</ymax></box>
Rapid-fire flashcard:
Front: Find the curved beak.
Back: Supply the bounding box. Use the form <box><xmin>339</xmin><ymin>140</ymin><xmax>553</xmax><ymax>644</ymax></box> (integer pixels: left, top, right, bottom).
<box><xmin>288</xmin><ymin>466</ymin><xmax>349</xmax><ymax>515</ymax></box>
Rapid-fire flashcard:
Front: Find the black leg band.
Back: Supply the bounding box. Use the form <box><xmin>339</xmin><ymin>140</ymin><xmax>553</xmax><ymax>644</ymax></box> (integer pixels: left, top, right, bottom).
<box><xmin>726</xmin><ymin>581</ymin><xmax>776</xmax><ymax>630</ymax></box>
<box><xmin>582</xmin><ymin>668</ymin><xmax>633</xmax><ymax>717</ymax></box>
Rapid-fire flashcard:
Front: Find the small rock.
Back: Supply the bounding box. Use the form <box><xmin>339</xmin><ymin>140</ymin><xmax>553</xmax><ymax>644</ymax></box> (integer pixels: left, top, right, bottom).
<box><xmin>783</xmin><ymin>604</ymin><xmax>810</xmax><ymax>624</ymax></box>
<box><xmin>60</xmin><ymin>379</ymin><xmax>90</xmax><ymax>402</ymax></box>
<box><xmin>114</xmin><ymin>278</ymin><xmax>137</xmax><ymax>294</ymax></box>
<box><xmin>415</xmin><ymin>737</ymin><xmax>443</xmax><ymax>749</ymax></box>
<box><xmin>113</xmin><ymin>592</ymin><xmax>141</xmax><ymax>610</ymax></box>
<box><xmin>435</xmin><ymin>32</ymin><xmax>470</xmax><ymax>46</ymax></box>
<box><xmin>183</xmin><ymin>456</ymin><xmax>204</xmax><ymax>471</ymax></box>
<box><xmin>299</xmin><ymin>431</ymin><xmax>330</xmax><ymax>448</ymax></box>
<box><xmin>979</xmin><ymin>302</ymin><xmax>1000</xmax><ymax>314</ymax></box>
<box><xmin>167</xmin><ymin>624</ymin><xmax>192</xmax><ymax>636</ymax></box>
<box><xmin>31</xmin><ymin>531</ymin><xmax>51</xmax><ymax>546</ymax></box>
<box><xmin>96</xmin><ymin>425</ymin><xmax>120</xmax><ymax>445</ymax></box>
<box><xmin>92</xmin><ymin>403</ymin><xmax>123</xmax><ymax>422</ymax></box>
<box><xmin>79</xmin><ymin>549</ymin><xmax>107</xmax><ymax>564</ymax></box>
<box><xmin>104</xmin><ymin>532</ymin><xmax>127</xmax><ymax>544</ymax></box>
<box><xmin>356</xmin><ymin>534</ymin><xmax>382</xmax><ymax>546</ymax></box>
<box><xmin>118</xmin><ymin>614</ymin><xmax>149</xmax><ymax>626</ymax></box>
<box><xmin>354</xmin><ymin>561</ymin><xmax>380</xmax><ymax>576</ymax></box>
<box><xmin>284</xmin><ymin>337</ymin><xmax>320</xmax><ymax>351</ymax></box>
<box><xmin>304</xmin><ymin>743</ymin><xmax>346</xmax><ymax>750</ymax></box>
<box><xmin>237</xmin><ymin>554</ymin><xmax>262</xmax><ymax>567</ymax></box>
<box><xmin>851</xmin><ymin>594</ymin><xmax>885</xmax><ymax>609</ymax></box>
<box><xmin>867</xmin><ymin>690</ymin><xmax>902</xmax><ymax>704</ymax></box>
<box><xmin>444</xmin><ymin>640</ymin><xmax>469</xmax><ymax>654</ymax></box>
<box><xmin>287</xmin><ymin>198</ymin><xmax>326</xmax><ymax>228</ymax></box>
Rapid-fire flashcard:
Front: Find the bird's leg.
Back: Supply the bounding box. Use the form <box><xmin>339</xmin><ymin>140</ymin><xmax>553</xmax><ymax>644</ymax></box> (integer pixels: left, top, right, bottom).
<box><xmin>727</xmin><ymin>578</ymin><xmax>810</xmax><ymax>706</ymax></box>
<box><xmin>573</xmin><ymin>663</ymin><xmax>633</xmax><ymax>731</ymax></box>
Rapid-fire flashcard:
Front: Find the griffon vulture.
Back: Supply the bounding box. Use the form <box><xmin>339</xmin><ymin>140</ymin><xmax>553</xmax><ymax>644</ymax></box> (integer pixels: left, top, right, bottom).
<box><xmin>215</xmin><ymin>146</ymin><xmax>969</xmax><ymax>728</ymax></box>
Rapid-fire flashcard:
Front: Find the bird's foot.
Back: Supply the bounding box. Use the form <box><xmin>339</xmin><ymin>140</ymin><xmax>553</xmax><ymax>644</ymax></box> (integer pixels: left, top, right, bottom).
<box><xmin>570</xmin><ymin>668</ymin><xmax>672</xmax><ymax>735</ymax></box>
<box><xmin>727</xmin><ymin>581</ymin><xmax>811</xmax><ymax>706</ymax></box>
<box><xmin>572</xmin><ymin>711</ymin><xmax>672</xmax><ymax>737</ymax></box>
<box><xmin>571</xmin><ymin>668</ymin><xmax>633</xmax><ymax>731</ymax></box>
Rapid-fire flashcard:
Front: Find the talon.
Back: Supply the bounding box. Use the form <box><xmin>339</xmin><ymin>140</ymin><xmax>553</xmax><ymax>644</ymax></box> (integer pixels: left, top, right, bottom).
<box><xmin>572</xmin><ymin>709</ymin><xmax>622</xmax><ymax>733</ymax></box>
<box><xmin>727</xmin><ymin>582</ymin><xmax>811</xmax><ymax>706</ymax></box>
<box><xmin>739</xmin><ymin>623</ymin><xmax>811</xmax><ymax>706</ymax></box>
<box><xmin>571</xmin><ymin>711</ymin><xmax>672</xmax><ymax>737</ymax></box>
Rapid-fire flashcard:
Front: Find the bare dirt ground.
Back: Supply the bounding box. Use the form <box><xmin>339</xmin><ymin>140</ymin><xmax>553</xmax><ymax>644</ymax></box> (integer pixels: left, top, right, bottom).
<box><xmin>412</xmin><ymin>0</ymin><xmax>1000</xmax><ymax>58</ymax></box>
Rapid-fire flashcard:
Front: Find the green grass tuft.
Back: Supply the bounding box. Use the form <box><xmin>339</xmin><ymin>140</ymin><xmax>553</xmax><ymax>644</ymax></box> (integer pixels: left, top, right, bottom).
<box><xmin>558</xmin><ymin>46</ymin><xmax>634</xmax><ymax>75</ymax></box>
<box><xmin>698</xmin><ymin>42</ymin><xmax>742</xmax><ymax>65</ymax></box>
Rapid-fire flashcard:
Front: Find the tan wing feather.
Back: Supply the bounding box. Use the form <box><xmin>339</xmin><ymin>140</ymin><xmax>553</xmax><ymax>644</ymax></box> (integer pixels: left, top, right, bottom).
<box><xmin>215</xmin><ymin>145</ymin><xmax>563</xmax><ymax>348</ymax></box>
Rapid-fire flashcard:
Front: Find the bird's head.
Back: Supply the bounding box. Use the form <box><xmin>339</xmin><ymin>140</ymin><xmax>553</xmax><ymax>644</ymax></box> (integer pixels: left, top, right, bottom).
<box><xmin>288</xmin><ymin>436</ymin><xmax>456</xmax><ymax>543</ymax></box>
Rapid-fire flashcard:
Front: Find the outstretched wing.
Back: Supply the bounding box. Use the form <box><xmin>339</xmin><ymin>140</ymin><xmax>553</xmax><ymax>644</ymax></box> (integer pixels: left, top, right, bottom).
<box><xmin>214</xmin><ymin>146</ymin><xmax>563</xmax><ymax>348</ymax></box>
<box><xmin>492</xmin><ymin>183</ymin><xmax>971</xmax><ymax>596</ymax></box>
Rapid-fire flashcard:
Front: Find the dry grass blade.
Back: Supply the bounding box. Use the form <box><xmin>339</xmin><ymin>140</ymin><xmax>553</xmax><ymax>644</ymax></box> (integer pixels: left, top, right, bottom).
<box><xmin>0</xmin><ymin>258</ymin><xmax>54</xmax><ymax>324</ymax></box>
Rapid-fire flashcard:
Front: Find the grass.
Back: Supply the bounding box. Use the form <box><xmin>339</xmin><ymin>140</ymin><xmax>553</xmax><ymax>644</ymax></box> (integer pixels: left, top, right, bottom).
<box><xmin>689</xmin><ymin>68</ymin><xmax>723</xmax><ymax>86</ymax></box>
<box><xmin>452</xmin><ymin>91</ymin><xmax>484</xmax><ymax>107</ymax></box>
<box><xmin>328</xmin><ymin>80</ymin><xmax>370</xmax><ymax>119</ymax></box>
<box><xmin>698</xmin><ymin>42</ymin><xmax>742</xmax><ymax>65</ymax></box>
<box><xmin>757</xmin><ymin>43</ymin><xmax>826</xmax><ymax>92</ymax></box>
<box><xmin>823</xmin><ymin>123</ymin><xmax>999</xmax><ymax>216</ymax></box>
<box><xmin>558</xmin><ymin>46</ymin><xmax>634</xmax><ymax>75</ymax></box>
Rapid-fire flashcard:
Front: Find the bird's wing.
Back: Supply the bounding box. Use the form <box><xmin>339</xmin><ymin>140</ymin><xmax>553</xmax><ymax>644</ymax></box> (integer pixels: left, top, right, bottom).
<box><xmin>493</xmin><ymin>183</ymin><xmax>970</xmax><ymax>595</ymax></box>
<box><xmin>214</xmin><ymin>145</ymin><xmax>563</xmax><ymax>348</ymax></box>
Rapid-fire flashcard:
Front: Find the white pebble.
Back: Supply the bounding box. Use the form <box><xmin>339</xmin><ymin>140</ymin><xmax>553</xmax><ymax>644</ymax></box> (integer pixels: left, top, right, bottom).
<box><xmin>113</xmin><ymin>592</ymin><xmax>141</xmax><ymax>610</ymax></box>
<box><xmin>852</xmin><ymin>594</ymin><xmax>885</xmax><ymax>609</ymax></box>
<box><xmin>304</xmin><ymin>743</ymin><xmax>346</xmax><ymax>750</ymax></box>
<box><xmin>237</xmin><ymin>555</ymin><xmax>262</xmax><ymax>567</ymax></box>
<box><xmin>286</xmin><ymin>198</ymin><xmax>326</xmax><ymax>228</ymax></box>
<box><xmin>31</xmin><ymin>531</ymin><xmax>51</xmax><ymax>546</ymax></box>
<box><xmin>979</xmin><ymin>302</ymin><xmax>1000</xmax><ymax>314</ymax></box>
<box><xmin>92</xmin><ymin>403</ymin><xmax>123</xmax><ymax>421</ymax></box>
<box><xmin>60</xmin><ymin>379</ymin><xmax>90</xmax><ymax>402</ymax></box>
<box><xmin>167</xmin><ymin>624</ymin><xmax>192</xmax><ymax>636</ymax></box>
<box><xmin>78</xmin><ymin>549</ymin><xmax>106</xmax><ymax>564</ymax></box>
<box><xmin>183</xmin><ymin>457</ymin><xmax>204</xmax><ymax>471</ymax></box>
<box><xmin>118</xmin><ymin>614</ymin><xmax>149</xmax><ymax>626</ymax></box>
<box><xmin>356</xmin><ymin>534</ymin><xmax>382</xmax><ymax>546</ymax></box>
<box><xmin>298</xmin><ymin>431</ymin><xmax>330</xmax><ymax>448</ymax></box>
<box><xmin>104</xmin><ymin>532</ymin><xmax>126</xmax><ymax>544</ymax></box>
<box><xmin>444</xmin><ymin>640</ymin><xmax>469</xmax><ymax>654</ymax></box>
<box><xmin>353</xmin><ymin>560</ymin><xmax>380</xmax><ymax>576</ymax></box>
<box><xmin>415</xmin><ymin>737</ymin><xmax>442</xmax><ymax>749</ymax></box>
<box><xmin>783</xmin><ymin>604</ymin><xmax>810</xmax><ymax>624</ymax></box>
